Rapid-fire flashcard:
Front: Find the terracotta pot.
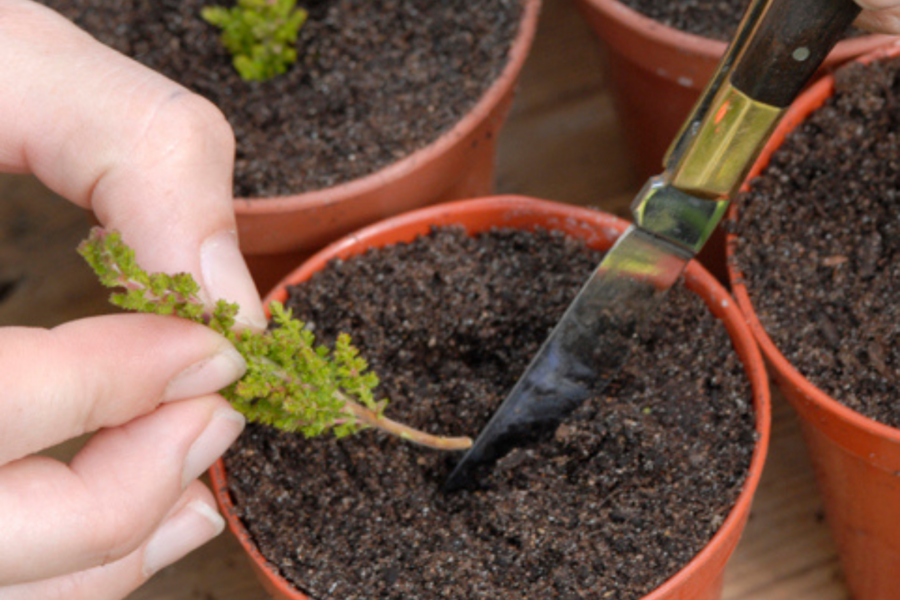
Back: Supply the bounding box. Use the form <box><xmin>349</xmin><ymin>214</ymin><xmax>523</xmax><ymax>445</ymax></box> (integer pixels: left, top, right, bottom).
<box><xmin>571</xmin><ymin>0</ymin><xmax>896</xmax><ymax>180</ymax></box>
<box><xmin>211</xmin><ymin>195</ymin><xmax>771</xmax><ymax>600</ymax></box>
<box><xmin>235</xmin><ymin>0</ymin><xmax>541</xmax><ymax>292</ymax></box>
<box><xmin>726</xmin><ymin>41</ymin><xmax>900</xmax><ymax>600</ymax></box>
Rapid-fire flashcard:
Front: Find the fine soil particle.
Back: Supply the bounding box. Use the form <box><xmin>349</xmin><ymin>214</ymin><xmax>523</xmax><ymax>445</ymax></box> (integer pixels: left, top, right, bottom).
<box><xmin>224</xmin><ymin>226</ymin><xmax>757</xmax><ymax>600</ymax></box>
<box><xmin>619</xmin><ymin>0</ymin><xmax>860</xmax><ymax>42</ymax></box>
<box><xmin>731</xmin><ymin>57</ymin><xmax>900</xmax><ymax>427</ymax></box>
<box><xmin>38</xmin><ymin>0</ymin><xmax>522</xmax><ymax>197</ymax></box>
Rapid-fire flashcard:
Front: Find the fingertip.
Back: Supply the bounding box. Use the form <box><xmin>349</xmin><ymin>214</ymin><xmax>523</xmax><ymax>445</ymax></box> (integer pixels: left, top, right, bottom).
<box><xmin>181</xmin><ymin>406</ymin><xmax>246</xmax><ymax>489</ymax></box>
<box><xmin>0</xmin><ymin>483</ymin><xmax>227</xmax><ymax>599</ymax></box>
<box><xmin>162</xmin><ymin>345</ymin><xmax>247</xmax><ymax>404</ymax></box>
<box><xmin>854</xmin><ymin>7</ymin><xmax>900</xmax><ymax>33</ymax></box>
<box><xmin>141</xmin><ymin>495</ymin><xmax>225</xmax><ymax>578</ymax></box>
<box><xmin>199</xmin><ymin>230</ymin><xmax>267</xmax><ymax>331</ymax></box>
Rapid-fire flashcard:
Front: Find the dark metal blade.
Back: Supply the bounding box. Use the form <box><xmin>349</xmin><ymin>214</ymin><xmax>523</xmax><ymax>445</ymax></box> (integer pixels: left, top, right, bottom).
<box><xmin>444</xmin><ymin>225</ymin><xmax>693</xmax><ymax>491</ymax></box>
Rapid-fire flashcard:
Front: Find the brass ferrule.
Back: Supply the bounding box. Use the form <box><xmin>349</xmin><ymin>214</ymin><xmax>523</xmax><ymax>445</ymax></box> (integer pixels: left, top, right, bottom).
<box><xmin>667</xmin><ymin>81</ymin><xmax>783</xmax><ymax>199</ymax></box>
<box><xmin>631</xmin><ymin>177</ymin><xmax>730</xmax><ymax>254</ymax></box>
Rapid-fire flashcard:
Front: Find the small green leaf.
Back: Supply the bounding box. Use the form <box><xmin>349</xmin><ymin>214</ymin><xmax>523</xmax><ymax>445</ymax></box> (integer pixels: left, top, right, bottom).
<box><xmin>79</xmin><ymin>226</ymin><xmax>387</xmax><ymax>441</ymax></box>
<box><xmin>202</xmin><ymin>0</ymin><xmax>308</xmax><ymax>82</ymax></box>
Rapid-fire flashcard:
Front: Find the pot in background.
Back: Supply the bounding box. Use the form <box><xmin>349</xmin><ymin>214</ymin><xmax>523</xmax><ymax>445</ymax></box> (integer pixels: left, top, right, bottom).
<box><xmin>727</xmin><ymin>41</ymin><xmax>900</xmax><ymax>600</ymax></box>
<box><xmin>212</xmin><ymin>195</ymin><xmax>771</xmax><ymax>600</ymax></box>
<box><xmin>571</xmin><ymin>0</ymin><xmax>895</xmax><ymax>180</ymax></box>
<box><xmin>235</xmin><ymin>0</ymin><xmax>541</xmax><ymax>292</ymax></box>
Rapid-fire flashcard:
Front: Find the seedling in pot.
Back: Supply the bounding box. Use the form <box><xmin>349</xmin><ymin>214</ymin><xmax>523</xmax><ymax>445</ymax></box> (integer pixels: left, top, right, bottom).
<box><xmin>202</xmin><ymin>0</ymin><xmax>308</xmax><ymax>82</ymax></box>
<box><xmin>78</xmin><ymin>227</ymin><xmax>472</xmax><ymax>451</ymax></box>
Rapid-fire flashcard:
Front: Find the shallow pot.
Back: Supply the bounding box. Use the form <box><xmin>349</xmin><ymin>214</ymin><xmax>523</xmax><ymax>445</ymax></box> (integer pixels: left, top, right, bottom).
<box><xmin>235</xmin><ymin>0</ymin><xmax>540</xmax><ymax>292</ymax></box>
<box><xmin>727</xmin><ymin>41</ymin><xmax>900</xmax><ymax>600</ymax></box>
<box><xmin>212</xmin><ymin>195</ymin><xmax>770</xmax><ymax>600</ymax></box>
<box><xmin>571</xmin><ymin>0</ymin><xmax>895</xmax><ymax>180</ymax></box>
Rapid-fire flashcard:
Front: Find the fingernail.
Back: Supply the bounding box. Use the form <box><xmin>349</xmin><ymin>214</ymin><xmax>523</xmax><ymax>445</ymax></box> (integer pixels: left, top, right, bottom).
<box><xmin>143</xmin><ymin>499</ymin><xmax>225</xmax><ymax>577</ymax></box>
<box><xmin>163</xmin><ymin>347</ymin><xmax>247</xmax><ymax>403</ymax></box>
<box><xmin>182</xmin><ymin>407</ymin><xmax>246</xmax><ymax>488</ymax></box>
<box><xmin>200</xmin><ymin>230</ymin><xmax>267</xmax><ymax>331</ymax></box>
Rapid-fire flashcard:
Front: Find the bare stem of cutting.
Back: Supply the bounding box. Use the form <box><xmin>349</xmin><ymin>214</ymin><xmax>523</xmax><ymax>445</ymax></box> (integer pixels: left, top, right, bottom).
<box><xmin>339</xmin><ymin>391</ymin><xmax>472</xmax><ymax>451</ymax></box>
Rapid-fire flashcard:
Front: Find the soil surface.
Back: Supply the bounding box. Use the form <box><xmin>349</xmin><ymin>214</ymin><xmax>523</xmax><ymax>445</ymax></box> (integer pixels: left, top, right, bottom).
<box><xmin>619</xmin><ymin>0</ymin><xmax>860</xmax><ymax>42</ymax></box>
<box><xmin>732</xmin><ymin>57</ymin><xmax>900</xmax><ymax>427</ymax></box>
<box><xmin>224</xmin><ymin>226</ymin><xmax>757</xmax><ymax>600</ymax></box>
<box><xmin>618</xmin><ymin>0</ymin><xmax>751</xmax><ymax>40</ymax></box>
<box><xmin>38</xmin><ymin>0</ymin><xmax>522</xmax><ymax>197</ymax></box>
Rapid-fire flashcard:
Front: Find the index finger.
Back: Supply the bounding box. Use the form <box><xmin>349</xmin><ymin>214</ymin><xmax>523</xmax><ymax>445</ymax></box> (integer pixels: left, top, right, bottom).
<box><xmin>855</xmin><ymin>8</ymin><xmax>900</xmax><ymax>33</ymax></box>
<box><xmin>0</xmin><ymin>0</ymin><xmax>265</xmax><ymax>329</ymax></box>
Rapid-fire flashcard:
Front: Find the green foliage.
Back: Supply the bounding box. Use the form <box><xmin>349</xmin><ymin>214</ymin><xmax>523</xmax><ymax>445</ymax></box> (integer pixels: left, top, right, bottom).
<box><xmin>202</xmin><ymin>0</ymin><xmax>308</xmax><ymax>82</ymax></box>
<box><xmin>78</xmin><ymin>228</ymin><xmax>382</xmax><ymax>439</ymax></box>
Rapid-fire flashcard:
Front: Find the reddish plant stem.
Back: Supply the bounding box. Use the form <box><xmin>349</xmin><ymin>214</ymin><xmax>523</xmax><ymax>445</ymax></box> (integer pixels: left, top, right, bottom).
<box><xmin>338</xmin><ymin>391</ymin><xmax>473</xmax><ymax>451</ymax></box>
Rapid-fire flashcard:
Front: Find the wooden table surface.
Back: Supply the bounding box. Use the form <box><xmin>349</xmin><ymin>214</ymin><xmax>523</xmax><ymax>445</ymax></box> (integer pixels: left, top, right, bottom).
<box><xmin>0</xmin><ymin>0</ymin><xmax>850</xmax><ymax>598</ymax></box>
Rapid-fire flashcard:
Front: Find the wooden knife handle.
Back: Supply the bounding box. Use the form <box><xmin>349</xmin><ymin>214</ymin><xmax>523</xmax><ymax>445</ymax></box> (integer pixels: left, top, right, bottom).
<box><xmin>730</xmin><ymin>0</ymin><xmax>861</xmax><ymax>107</ymax></box>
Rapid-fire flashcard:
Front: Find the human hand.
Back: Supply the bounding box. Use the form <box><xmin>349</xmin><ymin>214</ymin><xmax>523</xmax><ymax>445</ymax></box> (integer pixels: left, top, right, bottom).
<box><xmin>855</xmin><ymin>0</ymin><xmax>900</xmax><ymax>34</ymax></box>
<box><xmin>0</xmin><ymin>0</ymin><xmax>267</xmax><ymax>597</ymax></box>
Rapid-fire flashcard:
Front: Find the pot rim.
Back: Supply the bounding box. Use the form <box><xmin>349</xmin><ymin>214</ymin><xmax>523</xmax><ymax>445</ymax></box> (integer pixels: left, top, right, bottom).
<box><xmin>727</xmin><ymin>39</ymin><xmax>900</xmax><ymax>445</ymax></box>
<box><xmin>578</xmin><ymin>0</ymin><xmax>895</xmax><ymax>61</ymax></box>
<box><xmin>213</xmin><ymin>195</ymin><xmax>771</xmax><ymax>600</ymax></box>
<box><xmin>232</xmin><ymin>0</ymin><xmax>541</xmax><ymax>214</ymax></box>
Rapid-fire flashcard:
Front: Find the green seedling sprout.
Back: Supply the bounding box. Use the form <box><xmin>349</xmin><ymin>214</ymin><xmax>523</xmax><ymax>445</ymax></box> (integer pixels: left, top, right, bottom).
<box><xmin>78</xmin><ymin>228</ymin><xmax>472</xmax><ymax>451</ymax></box>
<box><xmin>202</xmin><ymin>0</ymin><xmax>308</xmax><ymax>82</ymax></box>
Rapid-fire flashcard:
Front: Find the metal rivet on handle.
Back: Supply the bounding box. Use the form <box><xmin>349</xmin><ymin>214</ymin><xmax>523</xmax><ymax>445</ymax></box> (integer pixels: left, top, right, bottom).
<box><xmin>792</xmin><ymin>47</ymin><xmax>811</xmax><ymax>61</ymax></box>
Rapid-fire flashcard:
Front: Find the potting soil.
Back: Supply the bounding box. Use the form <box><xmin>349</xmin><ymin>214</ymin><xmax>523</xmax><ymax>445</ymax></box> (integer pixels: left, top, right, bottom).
<box><xmin>618</xmin><ymin>0</ymin><xmax>752</xmax><ymax>40</ymax></box>
<box><xmin>37</xmin><ymin>0</ymin><xmax>522</xmax><ymax>197</ymax></box>
<box><xmin>224</xmin><ymin>226</ymin><xmax>757</xmax><ymax>600</ymax></box>
<box><xmin>732</xmin><ymin>57</ymin><xmax>900</xmax><ymax>427</ymax></box>
<box><xmin>619</xmin><ymin>0</ymin><xmax>860</xmax><ymax>42</ymax></box>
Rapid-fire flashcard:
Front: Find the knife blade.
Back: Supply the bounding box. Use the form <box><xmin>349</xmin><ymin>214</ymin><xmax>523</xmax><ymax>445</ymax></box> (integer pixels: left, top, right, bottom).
<box><xmin>445</xmin><ymin>0</ymin><xmax>862</xmax><ymax>491</ymax></box>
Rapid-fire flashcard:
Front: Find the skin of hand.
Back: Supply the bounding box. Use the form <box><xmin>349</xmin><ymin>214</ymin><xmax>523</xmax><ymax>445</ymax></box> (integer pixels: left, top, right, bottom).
<box><xmin>856</xmin><ymin>0</ymin><xmax>900</xmax><ymax>33</ymax></box>
<box><xmin>0</xmin><ymin>0</ymin><xmax>268</xmax><ymax>598</ymax></box>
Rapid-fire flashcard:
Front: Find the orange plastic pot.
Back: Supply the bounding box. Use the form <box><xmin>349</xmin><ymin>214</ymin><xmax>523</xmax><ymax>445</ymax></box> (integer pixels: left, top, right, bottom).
<box><xmin>234</xmin><ymin>0</ymin><xmax>540</xmax><ymax>292</ymax></box>
<box><xmin>571</xmin><ymin>0</ymin><xmax>895</xmax><ymax>180</ymax></box>
<box><xmin>211</xmin><ymin>195</ymin><xmax>771</xmax><ymax>600</ymax></box>
<box><xmin>727</xmin><ymin>40</ymin><xmax>900</xmax><ymax>600</ymax></box>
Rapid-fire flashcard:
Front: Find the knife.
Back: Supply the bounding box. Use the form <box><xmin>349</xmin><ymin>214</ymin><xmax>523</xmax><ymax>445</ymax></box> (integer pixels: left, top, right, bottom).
<box><xmin>444</xmin><ymin>0</ymin><xmax>862</xmax><ymax>491</ymax></box>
